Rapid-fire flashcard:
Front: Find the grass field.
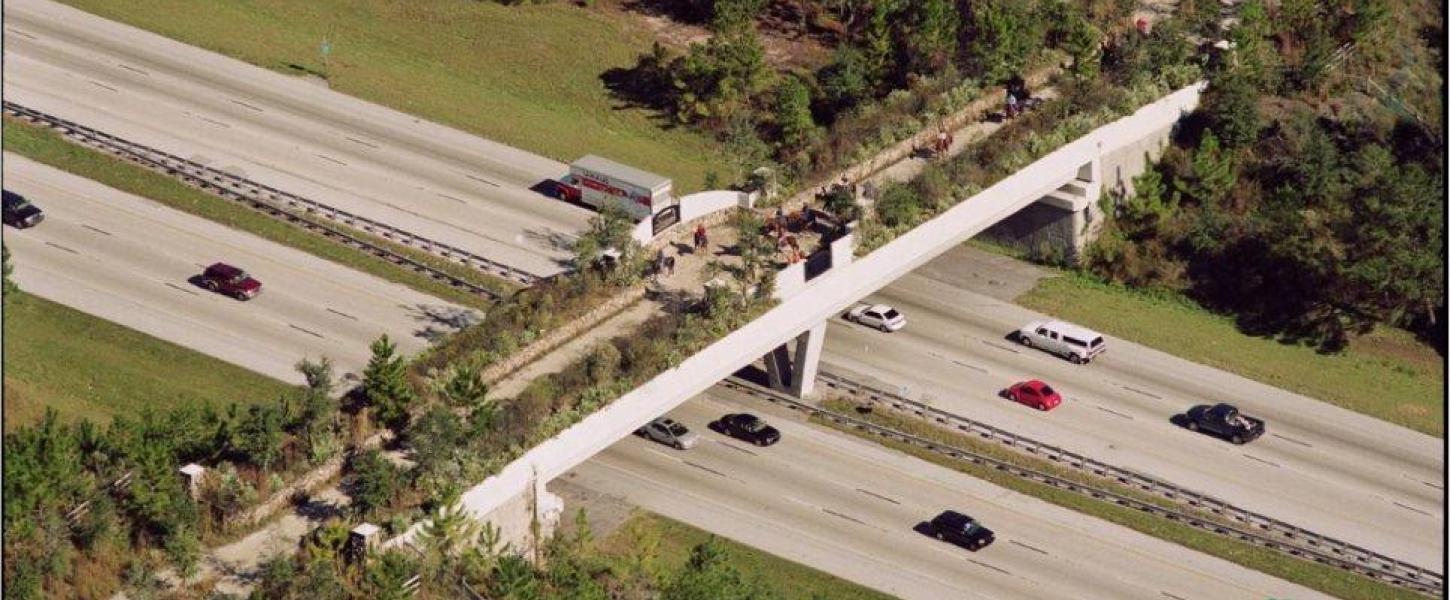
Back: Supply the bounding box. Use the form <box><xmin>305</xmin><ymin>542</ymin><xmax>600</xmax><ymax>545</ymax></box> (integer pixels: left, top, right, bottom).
<box><xmin>59</xmin><ymin>0</ymin><xmax>720</xmax><ymax>192</ymax></box>
<box><xmin>1017</xmin><ymin>272</ymin><xmax>1445</xmax><ymax>437</ymax></box>
<box><xmin>597</xmin><ymin>511</ymin><xmax>894</xmax><ymax>600</ymax></box>
<box><xmin>2</xmin><ymin>292</ymin><xmax>296</xmax><ymax>431</ymax></box>
<box><xmin>3</xmin><ymin>116</ymin><xmax>506</xmax><ymax>310</ymax></box>
<box><xmin>813</xmin><ymin>399</ymin><xmax>1421</xmax><ymax>600</ymax></box>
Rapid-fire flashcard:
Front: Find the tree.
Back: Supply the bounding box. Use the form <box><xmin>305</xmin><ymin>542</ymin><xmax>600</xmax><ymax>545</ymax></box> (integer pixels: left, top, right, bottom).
<box><xmin>2</xmin><ymin>242</ymin><xmax>15</xmax><ymax>302</ymax></box>
<box><xmin>875</xmin><ymin>183</ymin><xmax>923</xmax><ymax>227</ymax></box>
<box><xmin>417</xmin><ymin>500</ymin><xmax>480</xmax><ymax>571</ymax></box>
<box><xmin>901</xmin><ymin>0</ymin><xmax>959</xmax><ymax>75</ymax></box>
<box><xmin>709</xmin><ymin>0</ymin><xmax>767</xmax><ymax>34</ymax></box>
<box><xmin>961</xmin><ymin>0</ymin><xmax>1037</xmax><ymax>83</ymax></box>
<box><xmin>362</xmin><ymin>335</ymin><xmax>417</xmax><ymax>431</ymax></box>
<box><xmin>860</xmin><ymin>0</ymin><xmax>901</xmax><ymax>88</ymax></box>
<box><xmin>407</xmin><ymin>404</ymin><xmax>464</xmax><ymax>500</ymax></box>
<box><xmin>773</xmin><ymin>75</ymin><xmax>817</xmax><ymax>152</ymax></box>
<box><xmin>1120</xmin><ymin>161</ymin><xmax>1177</xmax><ymax>228</ymax></box>
<box><xmin>1205</xmin><ymin>69</ymin><xmax>1262</xmax><ymax>148</ymax></box>
<box><xmin>363</xmin><ymin>550</ymin><xmax>418</xmax><ymax>600</ymax></box>
<box><xmin>731</xmin><ymin>209</ymin><xmax>775</xmax><ymax>297</ymax></box>
<box><xmin>236</xmin><ymin>403</ymin><xmax>285</xmax><ymax>471</ymax></box>
<box><xmin>296</xmin><ymin>357</ymin><xmax>340</xmax><ymax>463</ymax></box>
<box><xmin>428</xmin><ymin>362</ymin><xmax>489</xmax><ymax>411</ymax></box>
<box><xmin>348</xmin><ymin>449</ymin><xmax>398</xmax><ymax>519</ymax></box>
<box><xmin>1175</xmin><ymin>131</ymin><xmax>1237</xmax><ymax>206</ymax></box>
<box><xmin>663</xmin><ymin>537</ymin><xmax>779</xmax><ymax>600</ymax></box>
<box><xmin>1062</xmin><ymin>16</ymin><xmax>1103</xmax><ymax>81</ymax></box>
<box><xmin>817</xmin><ymin>46</ymin><xmax>872</xmax><ymax>118</ymax></box>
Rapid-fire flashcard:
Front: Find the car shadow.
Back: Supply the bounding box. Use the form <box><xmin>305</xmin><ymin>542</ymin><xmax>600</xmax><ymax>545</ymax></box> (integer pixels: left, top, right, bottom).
<box><xmin>911</xmin><ymin>521</ymin><xmax>936</xmax><ymax>537</ymax></box>
<box><xmin>1169</xmin><ymin>413</ymin><xmax>1192</xmax><ymax>428</ymax></box>
<box><xmin>1002</xmin><ymin>330</ymin><xmax>1023</xmax><ymax>344</ymax></box>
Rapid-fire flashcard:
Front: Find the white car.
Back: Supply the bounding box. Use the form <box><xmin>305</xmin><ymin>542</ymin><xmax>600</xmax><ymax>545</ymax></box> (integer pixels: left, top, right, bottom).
<box><xmin>846</xmin><ymin>304</ymin><xmax>907</xmax><ymax>332</ymax></box>
<box><xmin>1017</xmin><ymin>320</ymin><xmax>1106</xmax><ymax>364</ymax></box>
<box><xmin>634</xmin><ymin>417</ymin><xmax>699</xmax><ymax>450</ymax></box>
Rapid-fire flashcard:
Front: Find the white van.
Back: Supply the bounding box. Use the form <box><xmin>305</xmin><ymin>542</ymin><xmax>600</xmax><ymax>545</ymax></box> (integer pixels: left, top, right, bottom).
<box><xmin>1017</xmin><ymin>320</ymin><xmax>1106</xmax><ymax>364</ymax></box>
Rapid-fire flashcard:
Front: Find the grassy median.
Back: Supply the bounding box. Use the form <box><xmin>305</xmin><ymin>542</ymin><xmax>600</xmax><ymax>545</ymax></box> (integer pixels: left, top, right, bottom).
<box><xmin>57</xmin><ymin>0</ymin><xmax>719</xmax><ymax>192</ymax></box>
<box><xmin>1018</xmin><ymin>272</ymin><xmax>1444</xmax><ymax>437</ymax></box>
<box><xmin>2</xmin><ymin>292</ymin><xmax>295</xmax><ymax>430</ymax></box>
<box><xmin>814</xmin><ymin>398</ymin><xmax>1421</xmax><ymax>600</ymax></box>
<box><xmin>597</xmin><ymin>511</ymin><xmax>894</xmax><ymax>600</ymax></box>
<box><xmin>3</xmin><ymin>116</ymin><xmax>507</xmax><ymax>310</ymax></box>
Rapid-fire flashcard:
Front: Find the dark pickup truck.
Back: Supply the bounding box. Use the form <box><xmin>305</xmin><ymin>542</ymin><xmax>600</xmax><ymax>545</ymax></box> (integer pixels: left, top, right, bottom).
<box><xmin>1184</xmin><ymin>403</ymin><xmax>1265</xmax><ymax>445</ymax></box>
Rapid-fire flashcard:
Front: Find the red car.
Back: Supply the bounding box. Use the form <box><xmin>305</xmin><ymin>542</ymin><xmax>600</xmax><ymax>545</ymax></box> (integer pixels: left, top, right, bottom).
<box><xmin>200</xmin><ymin>262</ymin><xmax>262</xmax><ymax>300</ymax></box>
<box><xmin>1007</xmin><ymin>380</ymin><xmax>1061</xmax><ymax>411</ymax></box>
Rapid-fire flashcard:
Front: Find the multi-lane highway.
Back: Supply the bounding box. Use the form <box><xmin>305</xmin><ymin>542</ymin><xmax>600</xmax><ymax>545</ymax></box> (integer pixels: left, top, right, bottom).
<box><xmin>4</xmin><ymin>0</ymin><xmax>592</xmax><ymax>278</ymax></box>
<box><xmin>822</xmin><ymin>245</ymin><xmax>1444</xmax><ymax>570</ymax></box>
<box><xmin>569</xmin><ymin>390</ymin><xmax>1330</xmax><ymax>600</ymax></box>
<box><xmin>3</xmin><ymin>154</ymin><xmax>477</xmax><ymax>384</ymax></box>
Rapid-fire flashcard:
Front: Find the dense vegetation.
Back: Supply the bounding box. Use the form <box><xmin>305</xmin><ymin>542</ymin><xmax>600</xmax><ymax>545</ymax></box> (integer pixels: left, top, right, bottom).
<box><xmin>246</xmin><ymin>509</ymin><xmax>851</xmax><ymax>600</ymax></box>
<box><xmin>3</xmin><ymin>360</ymin><xmax>344</xmax><ymax>599</ymax></box>
<box><xmin>611</xmin><ymin>0</ymin><xmax>1144</xmax><ymax>189</ymax></box>
<box><xmin>1084</xmin><ymin>0</ymin><xmax>1444</xmax><ymax>351</ymax></box>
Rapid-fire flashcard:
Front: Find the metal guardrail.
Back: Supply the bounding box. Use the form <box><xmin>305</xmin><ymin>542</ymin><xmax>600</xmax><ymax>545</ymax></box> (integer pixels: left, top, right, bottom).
<box><xmin>719</xmin><ymin>376</ymin><xmax>1444</xmax><ymax>597</ymax></box>
<box><xmin>3</xmin><ymin>101</ymin><xmax>535</xmax><ymax>297</ymax></box>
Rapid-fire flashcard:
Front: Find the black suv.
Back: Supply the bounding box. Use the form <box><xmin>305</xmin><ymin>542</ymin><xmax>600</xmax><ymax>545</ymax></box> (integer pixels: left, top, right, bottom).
<box><xmin>712</xmin><ymin>413</ymin><xmax>781</xmax><ymax>447</ymax></box>
<box><xmin>3</xmin><ymin>191</ymin><xmax>44</xmax><ymax>228</ymax></box>
<box><xmin>1182</xmin><ymin>403</ymin><xmax>1265</xmax><ymax>445</ymax></box>
<box><xmin>925</xmin><ymin>510</ymin><xmax>995</xmax><ymax>551</ymax></box>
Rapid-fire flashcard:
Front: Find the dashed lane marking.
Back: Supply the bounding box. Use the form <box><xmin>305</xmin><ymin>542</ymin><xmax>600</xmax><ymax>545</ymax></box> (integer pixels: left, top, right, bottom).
<box><xmin>822</xmin><ymin>508</ymin><xmax>868</xmax><ymax>527</ymax></box>
<box><xmin>1160</xmin><ymin>592</ymin><xmax>1188</xmax><ymax>600</ymax></box>
<box><xmin>44</xmin><ymin>241</ymin><xmax>79</xmax><ymax>254</ymax></box>
<box><xmin>81</xmin><ymin>224</ymin><xmax>112</xmax><ymax>236</ymax></box>
<box><xmin>952</xmin><ymin>359</ymin><xmax>988</xmax><ymax>374</ymax></box>
<box><xmin>1242</xmin><ymin>454</ymin><xmax>1280</xmax><ymax>469</ymax></box>
<box><xmin>978</xmin><ymin>339</ymin><xmax>1021</xmax><ymax>354</ymax></box>
<box><xmin>466</xmin><ymin>174</ymin><xmax>499</xmax><ymax>187</ymax></box>
<box><xmin>966</xmin><ymin>558</ymin><xmax>1011</xmax><ymax>576</ymax></box>
<box><xmin>1269</xmin><ymin>433</ymin><xmax>1312</xmax><ymax>447</ymax></box>
<box><xmin>164</xmin><ymin>282</ymin><xmax>199</xmax><ymax>296</ymax></box>
<box><xmin>714</xmin><ymin>440</ymin><xmax>758</xmax><ymax>456</ymax></box>
<box><xmin>1094</xmin><ymin>405</ymin><xmax>1133</xmax><ymax>420</ymax></box>
<box><xmin>1009</xmin><ymin>540</ymin><xmax>1049</xmax><ymax>555</ymax></box>
<box><xmin>437</xmin><ymin>193</ymin><xmax>466</xmax><ymax>204</ymax></box>
<box><xmin>88</xmin><ymin>80</ymin><xmax>118</xmax><ymax>93</ymax></box>
<box><xmin>1392</xmin><ymin>501</ymin><xmax>1433</xmax><ymax>517</ymax></box>
<box><xmin>230</xmin><ymin>99</ymin><xmax>264</xmax><ymax>112</ymax></box>
<box><xmin>345</xmin><ymin>136</ymin><xmax>378</xmax><ymax>149</ymax></box>
<box><xmin>682</xmin><ymin>460</ymin><xmax>727</xmax><ymax>479</ymax></box>
<box><xmin>315</xmin><ymin>154</ymin><xmax>347</xmax><ymax>167</ymax></box>
<box><xmin>855</xmin><ymin>488</ymin><xmax>900</xmax><ymax>504</ymax></box>
<box><xmin>117</xmin><ymin>64</ymin><xmax>148</xmax><ymax>76</ymax></box>
<box><xmin>5</xmin><ymin>27</ymin><xmax>37</xmax><ymax>40</ymax></box>
<box><xmin>288</xmin><ymin>324</ymin><xmax>325</xmax><ymax>339</ymax></box>
<box><xmin>326</xmin><ymin>308</ymin><xmax>358</xmax><ymax>321</ymax></box>
<box><xmin>1121</xmin><ymin>385</ymin><xmax>1162</xmax><ymax>400</ymax></box>
<box><xmin>201</xmin><ymin>117</ymin><xmax>231</xmax><ymax>128</ymax></box>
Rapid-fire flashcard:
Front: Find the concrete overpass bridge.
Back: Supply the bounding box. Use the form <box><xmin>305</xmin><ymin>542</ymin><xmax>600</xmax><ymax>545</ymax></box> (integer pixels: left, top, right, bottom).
<box><xmin>386</xmin><ymin>83</ymin><xmax>1205</xmax><ymax>552</ymax></box>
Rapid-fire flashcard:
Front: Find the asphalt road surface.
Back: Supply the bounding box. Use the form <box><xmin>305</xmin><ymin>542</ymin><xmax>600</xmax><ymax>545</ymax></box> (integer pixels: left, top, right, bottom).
<box><xmin>4</xmin><ymin>0</ymin><xmax>592</xmax><ymax>278</ymax></box>
<box><xmin>823</xmin><ymin>246</ymin><xmax>1444</xmax><ymax>571</ymax></box>
<box><xmin>4</xmin><ymin>154</ymin><xmax>478</xmax><ymax>384</ymax></box>
<box><xmin>568</xmin><ymin>390</ymin><xmax>1330</xmax><ymax>600</ymax></box>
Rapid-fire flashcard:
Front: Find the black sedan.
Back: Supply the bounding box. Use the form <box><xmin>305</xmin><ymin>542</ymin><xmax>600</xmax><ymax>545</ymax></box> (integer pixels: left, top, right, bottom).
<box><xmin>925</xmin><ymin>510</ymin><xmax>995</xmax><ymax>551</ymax></box>
<box><xmin>711</xmin><ymin>413</ymin><xmax>781</xmax><ymax>446</ymax></box>
<box><xmin>3</xmin><ymin>191</ymin><xmax>44</xmax><ymax>228</ymax></box>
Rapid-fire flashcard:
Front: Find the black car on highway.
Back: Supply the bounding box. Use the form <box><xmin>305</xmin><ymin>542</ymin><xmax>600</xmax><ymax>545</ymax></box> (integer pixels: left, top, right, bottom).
<box><xmin>3</xmin><ymin>191</ymin><xmax>44</xmax><ymax>228</ymax></box>
<box><xmin>712</xmin><ymin>413</ymin><xmax>781</xmax><ymax>447</ymax></box>
<box><xmin>925</xmin><ymin>510</ymin><xmax>995</xmax><ymax>551</ymax></box>
<box><xmin>1182</xmin><ymin>403</ymin><xmax>1265</xmax><ymax>445</ymax></box>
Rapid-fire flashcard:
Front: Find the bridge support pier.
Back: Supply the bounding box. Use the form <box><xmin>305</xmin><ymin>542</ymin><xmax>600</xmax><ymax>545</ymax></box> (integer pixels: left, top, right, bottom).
<box><xmin>762</xmin><ymin>321</ymin><xmax>826</xmax><ymax>398</ymax></box>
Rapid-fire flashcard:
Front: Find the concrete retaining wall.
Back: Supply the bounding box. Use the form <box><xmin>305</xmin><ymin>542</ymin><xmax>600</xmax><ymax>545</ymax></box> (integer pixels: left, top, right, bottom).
<box><xmin>387</xmin><ymin>83</ymin><xmax>1205</xmax><ymax>550</ymax></box>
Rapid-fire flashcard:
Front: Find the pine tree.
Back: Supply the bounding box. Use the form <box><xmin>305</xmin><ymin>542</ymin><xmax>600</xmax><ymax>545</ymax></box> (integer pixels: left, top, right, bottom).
<box><xmin>362</xmin><ymin>335</ymin><xmax>417</xmax><ymax>431</ymax></box>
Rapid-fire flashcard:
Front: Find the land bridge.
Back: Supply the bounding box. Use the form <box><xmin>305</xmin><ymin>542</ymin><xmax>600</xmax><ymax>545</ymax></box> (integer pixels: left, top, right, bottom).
<box><xmin>385</xmin><ymin>83</ymin><xmax>1205</xmax><ymax>553</ymax></box>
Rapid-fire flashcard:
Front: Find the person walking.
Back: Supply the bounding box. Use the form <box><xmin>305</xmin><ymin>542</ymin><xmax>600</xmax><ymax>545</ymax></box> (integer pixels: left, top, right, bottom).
<box><xmin>1005</xmin><ymin>92</ymin><xmax>1019</xmax><ymax>119</ymax></box>
<box><xmin>694</xmin><ymin>223</ymin><xmax>708</xmax><ymax>252</ymax></box>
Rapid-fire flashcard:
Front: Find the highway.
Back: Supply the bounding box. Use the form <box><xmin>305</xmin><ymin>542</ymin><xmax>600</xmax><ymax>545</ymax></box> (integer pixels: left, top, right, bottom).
<box><xmin>3</xmin><ymin>154</ymin><xmax>477</xmax><ymax>384</ymax></box>
<box><xmin>568</xmin><ymin>390</ymin><xmax>1330</xmax><ymax>600</ymax></box>
<box><xmin>3</xmin><ymin>0</ymin><xmax>592</xmax><ymax>279</ymax></box>
<box><xmin>822</xmin><ymin>245</ymin><xmax>1445</xmax><ymax>570</ymax></box>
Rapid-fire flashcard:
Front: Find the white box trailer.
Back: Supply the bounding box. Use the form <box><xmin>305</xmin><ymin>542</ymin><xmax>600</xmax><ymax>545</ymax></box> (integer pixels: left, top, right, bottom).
<box><xmin>562</xmin><ymin>155</ymin><xmax>672</xmax><ymax>221</ymax></box>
